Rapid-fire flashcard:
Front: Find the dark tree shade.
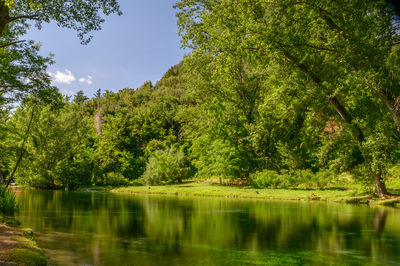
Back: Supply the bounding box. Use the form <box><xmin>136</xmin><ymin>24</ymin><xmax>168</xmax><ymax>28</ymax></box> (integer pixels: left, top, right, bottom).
<box><xmin>388</xmin><ymin>0</ymin><xmax>400</xmax><ymax>15</ymax></box>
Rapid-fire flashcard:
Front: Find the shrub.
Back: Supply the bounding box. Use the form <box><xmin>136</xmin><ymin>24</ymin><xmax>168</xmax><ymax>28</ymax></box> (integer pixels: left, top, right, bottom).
<box><xmin>99</xmin><ymin>172</ymin><xmax>129</xmax><ymax>186</ymax></box>
<box><xmin>386</xmin><ymin>163</ymin><xmax>400</xmax><ymax>187</ymax></box>
<box><xmin>190</xmin><ymin>136</ymin><xmax>240</xmax><ymax>180</ymax></box>
<box><xmin>250</xmin><ymin>169</ymin><xmax>336</xmax><ymax>189</ymax></box>
<box><xmin>0</xmin><ymin>189</ymin><xmax>17</xmax><ymax>215</ymax></box>
<box><xmin>142</xmin><ymin>146</ymin><xmax>189</xmax><ymax>185</ymax></box>
<box><xmin>250</xmin><ymin>170</ymin><xmax>286</xmax><ymax>189</ymax></box>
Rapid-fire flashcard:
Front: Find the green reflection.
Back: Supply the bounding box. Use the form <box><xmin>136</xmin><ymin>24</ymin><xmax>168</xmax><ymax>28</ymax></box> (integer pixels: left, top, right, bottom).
<box><xmin>15</xmin><ymin>191</ymin><xmax>400</xmax><ymax>265</ymax></box>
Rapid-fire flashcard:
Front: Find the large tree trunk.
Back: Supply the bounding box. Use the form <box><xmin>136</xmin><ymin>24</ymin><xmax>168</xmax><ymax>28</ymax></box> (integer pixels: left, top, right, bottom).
<box><xmin>375</xmin><ymin>89</ymin><xmax>400</xmax><ymax>134</ymax></box>
<box><xmin>0</xmin><ymin>171</ymin><xmax>5</xmax><ymax>185</ymax></box>
<box><xmin>0</xmin><ymin>2</ymin><xmax>9</xmax><ymax>38</ymax></box>
<box><xmin>372</xmin><ymin>172</ymin><xmax>388</xmax><ymax>198</ymax></box>
<box><xmin>283</xmin><ymin>51</ymin><xmax>389</xmax><ymax>196</ymax></box>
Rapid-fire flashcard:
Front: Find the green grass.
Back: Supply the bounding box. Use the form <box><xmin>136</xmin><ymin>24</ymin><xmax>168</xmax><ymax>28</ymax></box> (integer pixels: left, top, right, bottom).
<box><xmin>111</xmin><ymin>181</ymin><xmax>368</xmax><ymax>203</ymax></box>
<box><xmin>1</xmin><ymin>216</ymin><xmax>21</xmax><ymax>227</ymax></box>
<box><xmin>0</xmin><ymin>189</ymin><xmax>17</xmax><ymax>215</ymax></box>
<box><xmin>0</xmin><ymin>217</ymin><xmax>47</xmax><ymax>265</ymax></box>
<box><xmin>7</xmin><ymin>248</ymin><xmax>47</xmax><ymax>266</ymax></box>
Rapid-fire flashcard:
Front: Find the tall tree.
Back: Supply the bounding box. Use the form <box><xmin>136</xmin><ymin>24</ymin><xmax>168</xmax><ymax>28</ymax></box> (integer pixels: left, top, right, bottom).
<box><xmin>0</xmin><ymin>0</ymin><xmax>121</xmax><ymax>186</ymax></box>
<box><xmin>175</xmin><ymin>0</ymin><xmax>400</xmax><ymax>196</ymax></box>
<box><xmin>0</xmin><ymin>0</ymin><xmax>121</xmax><ymax>104</ymax></box>
<box><xmin>0</xmin><ymin>0</ymin><xmax>121</xmax><ymax>42</ymax></box>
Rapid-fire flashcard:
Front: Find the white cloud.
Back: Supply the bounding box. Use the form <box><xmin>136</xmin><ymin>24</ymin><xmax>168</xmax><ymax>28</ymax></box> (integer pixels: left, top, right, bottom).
<box><xmin>48</xmin><ymin>69</ymin><xmax>76</xmax><ymax>84</ymax></box>
<box><xmin>79</xmin><ymin>75</ymin><xmax>93</xmax><ymax>85</ymax></box>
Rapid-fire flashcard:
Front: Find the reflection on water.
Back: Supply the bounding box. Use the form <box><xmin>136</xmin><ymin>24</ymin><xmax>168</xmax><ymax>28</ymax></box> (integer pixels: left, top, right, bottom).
<box><xmin>15</xmin><ymin>190</ymin><xmax>400</xmax><ymax>265</ymax></box>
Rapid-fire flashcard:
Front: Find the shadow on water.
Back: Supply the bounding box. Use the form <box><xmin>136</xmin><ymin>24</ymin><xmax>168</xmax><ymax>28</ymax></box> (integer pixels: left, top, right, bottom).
<box><xmin>15</xmin><ymin>190</ymin><xmax>400</xmax><ymax>265</ymax></box>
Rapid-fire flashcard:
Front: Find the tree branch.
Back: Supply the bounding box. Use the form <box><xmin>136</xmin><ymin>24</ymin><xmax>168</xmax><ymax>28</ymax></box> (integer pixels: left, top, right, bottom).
<box><xmin>8</xmin><ymin>13</ymin><xmax>40</xmax><ymax>23</ymax></box>
<box><xmin>0</xmin><ymin>40</ymin><xmax>25</xmax><ymax>48</ymax></box>
<box><xmin>5</xmin><ymin>103</ymin><xmax>37</xmax><ymax>190</ymax></box>
<box><xmin>276</xmin><ymin>41</ymin><xmax>340</xmax><ymax>53</ymax></box>
<box><xmin>282</xmin><ymin>50</ymin><xmax>365</xmax><ymax>143</ymax></box>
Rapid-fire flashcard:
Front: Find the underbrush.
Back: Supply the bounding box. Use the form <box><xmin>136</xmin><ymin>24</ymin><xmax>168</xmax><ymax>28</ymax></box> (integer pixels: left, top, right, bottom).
<box><xmin>249</xmin><ymin>169</ymin><xmax>349</xmax><ymax>189</ymax></box>
<box><xmin>94</xmin><ymin>172</ymin><xmax>130</xmax><ymax>187</ymax></box>
<box><xmin>0</xmin><ymin>189</ymin><xmax>17</xmax><ymax>215</ymax></box>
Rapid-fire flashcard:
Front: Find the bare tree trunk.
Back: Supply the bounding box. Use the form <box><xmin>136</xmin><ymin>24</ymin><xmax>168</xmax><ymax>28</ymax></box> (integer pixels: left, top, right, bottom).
<box><xmin>5</xmin><ymin>104</ymin><xmax>37</xmax><ymax>190</ymax></box>
<box><xmin>0</xmin><ymin>171</ymin><xmax>5</xmax><ymax>185</ymax></box>
<box><xmin>94</xmin><ymin>109</ymin><xmax>104</xmax><ymax>135</ymax></box>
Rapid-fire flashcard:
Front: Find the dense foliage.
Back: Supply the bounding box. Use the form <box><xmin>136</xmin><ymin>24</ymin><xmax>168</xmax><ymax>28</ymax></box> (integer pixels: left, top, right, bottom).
<box><xmin>1</xmin><ymin>1</ymin><xmax>400</xmax><ymax>197</ymax></box>
<box><xmin>0</xmin><ymin>0</ymin><xmax>120</xmax><ymax>211</ymax></box>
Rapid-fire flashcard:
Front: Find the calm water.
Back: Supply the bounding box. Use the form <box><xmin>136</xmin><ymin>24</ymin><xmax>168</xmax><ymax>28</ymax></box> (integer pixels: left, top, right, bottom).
<box><xmin>15</xmin><ymin>190</ymin><xmax>400</xmax><ymax>265</ymax></box>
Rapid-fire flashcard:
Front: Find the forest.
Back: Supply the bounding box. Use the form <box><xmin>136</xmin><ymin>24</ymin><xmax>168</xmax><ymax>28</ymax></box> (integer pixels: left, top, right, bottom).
<box><xmin>1</xmin><ymin>0</ymin><xmax>400</xmax><ymax>204</ymax></box>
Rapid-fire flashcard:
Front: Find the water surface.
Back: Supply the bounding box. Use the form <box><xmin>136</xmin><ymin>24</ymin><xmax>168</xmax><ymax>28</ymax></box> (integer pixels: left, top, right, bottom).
<box><xmin>16</xmin><ymin>190</ymin><xmax>400</xmax><ymax>265</ymax></box>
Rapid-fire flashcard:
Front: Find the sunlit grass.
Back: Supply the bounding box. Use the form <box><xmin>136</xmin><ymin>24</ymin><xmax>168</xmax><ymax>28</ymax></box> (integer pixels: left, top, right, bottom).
<box><xmin>111</xmin><ymin>181</ymin><xmax>366</xmax><ymax>203</ymax></box>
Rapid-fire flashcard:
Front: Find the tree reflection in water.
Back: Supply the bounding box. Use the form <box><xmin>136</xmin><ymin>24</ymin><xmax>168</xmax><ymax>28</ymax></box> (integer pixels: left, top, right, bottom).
<box><xmin>16</xmin><ymin>190</ymin><xmax>400</xmax><ymax>265</ymax></box>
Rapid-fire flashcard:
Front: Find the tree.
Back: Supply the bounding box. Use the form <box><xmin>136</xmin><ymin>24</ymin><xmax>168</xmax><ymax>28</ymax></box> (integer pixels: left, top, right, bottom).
<box><xmin>0</xmin><ymin>0</ymin><xmax>121</xmax><ymax>42</ymax></box>
<box><xmin>73</xmin><ymin>90</ymin><xmax>88</xmax><ymax>107</ymax></box>
<box><xmin>175</xmin><ymin>0</ymin><xmax>400</xmax><ymax>196</ymax></box>
<box><xmin>0</xmin><ymin>0</ymin><xmax>121</xmax><ymax>104</ymax></box>
<box><xmin>0</xmin><ymin>0</ymin><xmax>121</xmax><ymax>187</ymax></box>
<box><xmin>142</xmin><ymin>146</ymin><xmax>189</xmax><ymax>185</ymax></box>
<box><xmin>11</xmin><ymin>96</ymin><xmax>96</xmax><ymax>188</ymax></box>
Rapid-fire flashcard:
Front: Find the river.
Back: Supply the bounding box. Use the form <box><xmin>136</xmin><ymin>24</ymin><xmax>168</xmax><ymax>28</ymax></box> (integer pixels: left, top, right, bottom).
<box><xmin>15</xmin><ymin>190</ymin><xmax>400</xmax><ymax>265</ymax></box>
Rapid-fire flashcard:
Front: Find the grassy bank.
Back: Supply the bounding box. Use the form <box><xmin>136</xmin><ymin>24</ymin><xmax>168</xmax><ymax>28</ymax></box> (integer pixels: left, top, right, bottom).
<box><xmin>111</xmin><ymin>181</ymin><xmax>400</xmax><ymax>206</ymax></box>
<box><xmin>0</xmin><ymin>216</ymin><xmax>47</xmax><ymax>266</ymax></box>
<box><xmin>111</xmin><ymin>181</ymin><xmax>363</xmax><ymax>202</ymax></box>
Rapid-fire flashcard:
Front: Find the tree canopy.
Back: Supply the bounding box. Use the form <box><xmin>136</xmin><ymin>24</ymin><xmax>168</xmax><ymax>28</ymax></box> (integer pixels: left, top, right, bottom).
<box><xmin>1</xmin><ymin>1</ymin><xmax>400</xmax><ymax>197</ymax></box>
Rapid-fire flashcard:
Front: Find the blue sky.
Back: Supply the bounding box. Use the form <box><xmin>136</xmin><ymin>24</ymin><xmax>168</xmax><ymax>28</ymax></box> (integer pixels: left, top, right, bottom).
<box><xmin>24</xmin><ymin>0</ymin><xmax>187</xmax><ymax>98</ymax></box>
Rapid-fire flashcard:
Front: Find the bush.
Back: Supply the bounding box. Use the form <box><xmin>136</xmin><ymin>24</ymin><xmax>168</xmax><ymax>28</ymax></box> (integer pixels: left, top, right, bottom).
<box><xmin>190</xmin><ymin>136</ymin><xmax>240</xmax><ymax>180</ymax></box>
<box><xmin>250</xmin><ymin>169</ymin><xmax>336</xmax><ymax>189</ymax></box>
<box><xmin>250</xmin><ymin>170</ymin><xmax>287</xmax><ymax>189</ymax></box>
<box><xmin>0</xmin><ymin>189</ymin><xmax>17</xmax><ymax>215</ymax></box>
<box><xmin>95</xmin><ymin>172</ymin><xmax>129</xmax><ymax>187</ymax></box>
<box><xmin>142</xmin><ymin>146</ymin><xmax>189</xmax><ymax>185</ymax></box>
<box><xmin>386</xmin><ymin>163</ymin><xmax>400</xmax><ymax>187</ymax></box>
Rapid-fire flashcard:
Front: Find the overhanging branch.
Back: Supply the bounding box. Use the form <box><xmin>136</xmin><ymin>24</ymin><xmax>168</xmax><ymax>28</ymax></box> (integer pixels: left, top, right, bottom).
<box><xmin>0</xmin><ymin>40</ymin><xmax>25</xmax><ymax>48</ymax></box>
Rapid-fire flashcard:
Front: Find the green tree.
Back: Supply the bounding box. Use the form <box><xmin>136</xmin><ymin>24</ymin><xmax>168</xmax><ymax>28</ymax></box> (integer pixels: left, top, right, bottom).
<box><xmin>175</xmin><ymin>0</ymin><xmax>400</xmax><ymax>196</ymax></box>
<box><xmin>0</xmin><ymin>0</ymin><xmax>121</xmax><ymax>42</ymax></box>
<box><xmin>190</xmin><ymin>135</ymin><xmax>240</xmax><ymax>182</ymax></box>
<box><xmin>73</xmin><ymin>90</ymin><xmax>88</xmax><ymax>107</ymax></box>
<box><xmin>12</xmin><ymin>96</ymin><xmax>96</xmax><ymax>188</ymax></box>
<box><xmin>142</xmin><ymin>146</ymin><xmax>189</xmax><ymax>185</ymax></box>
<box><xmin>0</xmin><ymin>0</ymin><xmax>121</xmax><ymax>104</ymax></box>
<box><xmin>0</xmin><ymin>0</ymin><xmax>121</xmax><ymax>188</ymax></box>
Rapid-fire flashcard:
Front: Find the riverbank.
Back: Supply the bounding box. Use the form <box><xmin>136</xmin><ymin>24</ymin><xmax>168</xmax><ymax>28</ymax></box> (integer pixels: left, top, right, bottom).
<box><xmin>0</xmin><ymin>216</ymin><xmax>47</xmax><ymax>266</ymax></box>
<box><xmin>111</xmin><ymin>181</ymin><xmax>400</xmax><ymax>207</ymax></box>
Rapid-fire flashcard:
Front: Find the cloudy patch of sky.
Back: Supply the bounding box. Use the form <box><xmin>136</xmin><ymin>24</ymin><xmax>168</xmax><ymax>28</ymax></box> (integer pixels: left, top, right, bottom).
<box><xmin>48</xmin><ymin>69</ymin><xmax>75</xmax><ymax>84</ymax></box>
<box><xmin>48</xmin><ymin>69</ymin><xmax>94</xmax><ymax>86</ymax></box>
<box><xmin>24</xmin><ymin>0</ymin><xmax>188</xmax><ymax>98</ymax></box>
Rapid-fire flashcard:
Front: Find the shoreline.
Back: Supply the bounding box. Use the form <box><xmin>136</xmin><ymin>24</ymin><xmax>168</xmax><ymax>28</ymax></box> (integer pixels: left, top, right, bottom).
<box><xmin>110</xmin><ymin>182</ymin><xmax>400</xmax><ymax>207</ymax></box>
<box><xmin>0</xmin><ymin>216</ymin><xmax>47</xmax><ymax>265</ymax></box>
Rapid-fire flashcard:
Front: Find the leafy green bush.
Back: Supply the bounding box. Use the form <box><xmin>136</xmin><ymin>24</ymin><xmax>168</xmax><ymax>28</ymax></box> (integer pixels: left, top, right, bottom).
<box><xmin>386</xmin><ymin>163</ymin><xmax>400</xmax><ymax>188</ymax></box>
<box><xmin>250</xmin><ymin>170</ymin><xmax>287</xmax><ymax>189</ymax></box>
<box><xmin>190</xmin><ymin>136</ymin><xmax>240</xmax><ymax>180</ymax></box>
<box><xmin>142</xmin><ymin>146</ymin><xmax>189</xmax><ymax>185</ymax></box>
<box><xmin>96</xmin><ymin>172</ymin><xmax>129</xmax><ymax>187</ymax></box>
<box><xmin>0</xmin><ymin>189</ymin><xmax>17</xmax><ymax>215</ymax></box>
<box><xmin>292</xmin><ymin>169</ymin><xmax>335</xmax><ymax>188</ymax></box>
<box><xmin>250</xmin><ymin>169</ymin><xmax>335</xmax><ymax>189</ymax></box>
